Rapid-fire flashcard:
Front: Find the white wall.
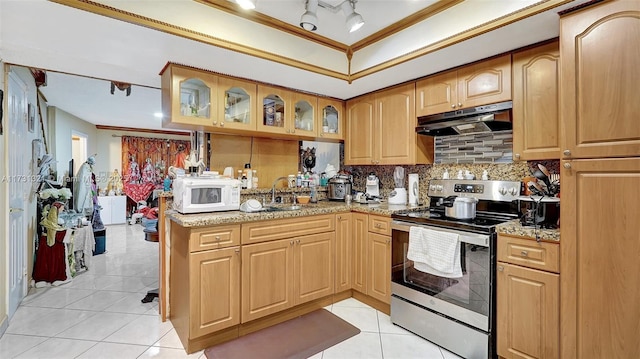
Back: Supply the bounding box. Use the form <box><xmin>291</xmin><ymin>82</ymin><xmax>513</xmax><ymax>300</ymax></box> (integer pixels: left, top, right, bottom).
<box><xmin>50</xmin><ymin>107</ymin><xmax>97</xmax><ymax>182</ymax></box>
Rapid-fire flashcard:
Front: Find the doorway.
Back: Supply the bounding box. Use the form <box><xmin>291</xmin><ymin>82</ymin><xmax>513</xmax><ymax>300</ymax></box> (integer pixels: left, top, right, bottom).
<box><xmin>71</xmin><ymin>131</ymin><xmax>88</xmax><ymax>176</ymax></box>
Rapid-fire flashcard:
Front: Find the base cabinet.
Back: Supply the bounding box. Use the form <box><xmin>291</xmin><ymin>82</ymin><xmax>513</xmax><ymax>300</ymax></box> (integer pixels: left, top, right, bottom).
<box><xmin>335</xmin><ymin>213</ymin><xmax>352</xmax><ymax>293</ymax></box>
<box><xmin>241</xmin><ymin>232</ymin><xmax>334</xmax><ymax>323</ymax></box>
<box><xmin>368</xmin><ymin>232</ymin><xmax>391</xmax><ymax>304</ymax></box>
<box><xmin>351</xmin><ymin>213</ymin><xmax>368</xmax><ymax>294</ymax></box>
<box><xmin>497</xmin><ymin>234</ymin><xmax>560</xmax><ymax>359</ymax></box>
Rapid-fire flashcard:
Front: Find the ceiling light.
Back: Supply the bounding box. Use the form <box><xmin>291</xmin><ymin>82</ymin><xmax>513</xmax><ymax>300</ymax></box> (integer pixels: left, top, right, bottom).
<box><xmin>235</xmin><ymin>0</ymin><xmax>256</xmax><ymax>10</ymax></box>
<box><xmin>300</xmin><ymin>0</ymin><xmax>318</xmax><ymax>31</ymax></box>
<box><xmin>340</xmin><ymin>0</ymin><xmax>364</xmax><ymax>33</ymax></box>
<box><xmin>301</xmin><ymin>0</ymin><xmax>364</xmax><ymax>33</ymax></box>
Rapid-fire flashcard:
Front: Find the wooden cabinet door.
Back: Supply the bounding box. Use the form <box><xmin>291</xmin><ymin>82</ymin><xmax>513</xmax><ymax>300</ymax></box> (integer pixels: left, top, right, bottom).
<box><xmin>376</xmin><ymin>83</ymin><xmax>416</xmax><ymax>165</ymax></box>
<box><xmin>497</xmin><ymin>262</ymin><xmax>559</xmax><ymax>359</ymax></box>
<box><xmin>335</xmin><ymin>213</ymin><xmax>352</xmax><ymax>293</ymax></box>
<box><xmin>560</xmin><ymin>157</ymin><xmax>640</xmax><ymax>359</ymax></box>
<box><xmin>291</xmin><ymin>92</ymin><xmax>317</xmax><ymax>137</ymax></box>
<box><xmin>256</xmin><ymin>84</ymin><xmax>292</xmax><ymax>135</ymax></box>
<box><xmin>351</xmin><ymin>213</ymin><xmax>368</xmax><ymax>294</ymax></box>
<box><xmin>415</xmin><ymin>70</ymin><xmax>458</xmax><ymax>116</ymax></box>
<box><xmin>241</xmin><ymin>239</ymin><xmax>294</xmax><ymax>323</ymax></box>
<box><xmin>512</xmin><ymin>41</ymin><xmax>560</xmax><ymax>161</ymax></box>
<box><xmin>189</xmin><ymin>247</ymin><xmax>240</xmax><ymax>338</ymax></box>
<box><xmin>217</xmin><ymin>76</ymin><xmax>257</xmax><ymax>131</ymax></box>
<box><xmin>560</xmin><ymin>0</ymin><xmax>640</xmax><ymax>159</ymax></box>
<box><xmin>317</xmin><ymin>97</ymin><xmax>344</xmax><ymax>140</ymax></box>
<box><xmin>294</xmin><ymin>232</ymin><xmax>335</xmax><ymax>305</ymax></box>
<box><xmin>457</xmin><ymin>54</ymin><xmax>512</xmax><ymax>109</ymax></box>
<box><xmin>345</xmin><ymin>95</ymin><xmax>375</xmax><ymax>165</ymax></box>
<box><xmin>367</xmin><ymin>233</ymin><xmax>391</xmax><ymax>304</ymax></box>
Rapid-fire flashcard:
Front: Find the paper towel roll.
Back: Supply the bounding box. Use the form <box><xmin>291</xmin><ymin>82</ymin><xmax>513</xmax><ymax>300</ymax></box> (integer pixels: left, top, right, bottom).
<box><xmin>408</xmin><ymin>174</ymin><xmax>419</xmax><ymax>205</ymax></box>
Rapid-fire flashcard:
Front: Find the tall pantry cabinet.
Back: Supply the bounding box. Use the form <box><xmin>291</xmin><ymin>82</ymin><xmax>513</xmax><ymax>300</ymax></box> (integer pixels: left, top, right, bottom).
<box><xmin>559</xmin><ymin>1</ymin><xmax>640</xmax><ymax>358</ymax></box>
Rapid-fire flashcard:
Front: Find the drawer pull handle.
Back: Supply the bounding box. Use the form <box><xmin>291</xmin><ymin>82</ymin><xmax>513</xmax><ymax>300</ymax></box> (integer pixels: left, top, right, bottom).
<box><xmin>215</xmin><ymin>236</ymin><xmax>221</xmax><ymax>241</ymax></box>
<box><xmin>521</xmin><ymin>250</ymin><xmax>528</xmax><ymax>257</ymax></box>
<box><xmin>235</xmin><ymin>249</ymin><xmax>240</xmax><ymax>254</ymax></box>
<box><xmin>296</xmin><ymin>239</ymin><xmax>301</xmax><ymax>244</ymax></box>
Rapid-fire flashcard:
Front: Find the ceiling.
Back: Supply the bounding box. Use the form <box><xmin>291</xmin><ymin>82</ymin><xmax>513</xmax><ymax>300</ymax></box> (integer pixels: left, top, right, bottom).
<box><xmin>0</xmin><ymin>0</ymin><xmax>590</xmax><ymax>131</ymax></box>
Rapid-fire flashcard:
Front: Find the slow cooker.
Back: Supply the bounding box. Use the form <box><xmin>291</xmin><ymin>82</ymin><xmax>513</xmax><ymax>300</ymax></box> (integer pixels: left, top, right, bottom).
<box><xmin>327</xmin><ymin>174</ymin><xmax>352</xmax><ymax>201</ymax></box>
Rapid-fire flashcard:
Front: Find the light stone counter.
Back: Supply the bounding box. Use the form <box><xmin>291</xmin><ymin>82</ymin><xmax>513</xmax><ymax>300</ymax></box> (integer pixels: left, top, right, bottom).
<box><xmin>496</xmin><ymin>219</ymin><xmax>560</xmax><ymax>242</ymax></box>
<box><xmin>166</xmin><ymin>200</ymin><xmax>429</xmax><ymax>227</ymax></box>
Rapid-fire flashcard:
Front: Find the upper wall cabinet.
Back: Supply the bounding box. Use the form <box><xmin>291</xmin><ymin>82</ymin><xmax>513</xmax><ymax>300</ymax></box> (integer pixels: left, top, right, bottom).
<box><xmin>317</xmin><ymin>98</ymin><xmax>344</xmax><ymax>141</ymax></box>
<box><xmin>416</xmin><ymin>54</ymin><xmax>512</xmax><ymax>117</ymax></box>
<box><xmin>257</xmin><ymin>85</ymin><xmax>293</xmax><ymax>136</ymax></box>
<box><xmin>512</xmin><ymin>41</ymin><xmax>560</xmax><ymax>161</ymax></box>
<box><xmin>216</xmin><ymin>76</ymin><xmax>257</xmax><ymax>131</ymax></box>
<box><xmin>161</xmin><ymin>64</ymin><xmax>218</xmax><ymax>130</ymax></box>
<box><xmin>346</xmin><ymin>83</ymin><xmax>433</xmax><ymax>165</ymax></box>
<box><xmin>292</xmin><ymin>92</ymin><xmax>317</xmax><ymax>137</ymax></box>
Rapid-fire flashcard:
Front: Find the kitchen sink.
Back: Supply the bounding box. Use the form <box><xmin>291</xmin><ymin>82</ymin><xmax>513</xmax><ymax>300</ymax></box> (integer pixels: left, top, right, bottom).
<box><xmin>263</xmin><ymin>205</ymin><xmax>303</xmax><ymax>212</ymax></box>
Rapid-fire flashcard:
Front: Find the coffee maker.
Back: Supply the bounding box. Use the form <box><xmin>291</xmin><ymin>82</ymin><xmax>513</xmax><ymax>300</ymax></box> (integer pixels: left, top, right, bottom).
<box><xmin>365</xmin><ymin>173</ymin><xmax>380</xmax><ymax>198</ymax></box>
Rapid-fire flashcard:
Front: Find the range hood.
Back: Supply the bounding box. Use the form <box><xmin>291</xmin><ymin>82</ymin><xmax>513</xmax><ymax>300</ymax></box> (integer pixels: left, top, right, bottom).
<box><xmin>416</xmin><ymin>101</ymin><xmax>513</xmax><ymax>136</ymax></box>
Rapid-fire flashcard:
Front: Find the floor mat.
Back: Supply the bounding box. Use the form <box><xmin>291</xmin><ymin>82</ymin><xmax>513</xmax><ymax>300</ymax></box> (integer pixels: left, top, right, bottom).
<box><xmin>204</xmin><ymin>309</ymin><xmax>360</xmax><ymax>359</ymax></box>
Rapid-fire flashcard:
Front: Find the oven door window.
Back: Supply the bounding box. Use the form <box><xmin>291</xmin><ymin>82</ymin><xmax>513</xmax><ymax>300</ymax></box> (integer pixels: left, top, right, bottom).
<box><xmin>191</xmin><ymin>187</ymin><xmax>222</xmax><ymax>204</ymax></box>
<box><xmin>392</xmin><ymin>230</ymin><xmax>490</xmax><ymax>317</ymax></box>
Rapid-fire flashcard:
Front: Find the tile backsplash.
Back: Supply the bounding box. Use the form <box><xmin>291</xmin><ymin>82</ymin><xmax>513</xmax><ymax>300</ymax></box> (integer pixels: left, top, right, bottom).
<box><xmin>435</xmin><ymin>131</ymin><xmax>513</xmax><ymax>164</ymax></box>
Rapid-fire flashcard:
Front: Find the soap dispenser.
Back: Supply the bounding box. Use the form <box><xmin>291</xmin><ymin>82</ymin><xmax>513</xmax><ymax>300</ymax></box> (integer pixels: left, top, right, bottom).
<box><xmin>482</xmin><ymin>170</ymin><xmax>489</xmax><ymax>180</ymax></box>
<box><xmin>443</xmin><ymin>169</ymin><xmax>449</xmax><ymax>179</ymax></box>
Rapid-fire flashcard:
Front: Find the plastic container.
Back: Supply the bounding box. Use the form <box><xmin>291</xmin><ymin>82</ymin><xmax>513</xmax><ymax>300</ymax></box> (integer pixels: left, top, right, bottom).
<box><xmin>93</xmin><ymin>229</ymin><xmax>106</xmax><ymax>255</ymax></box>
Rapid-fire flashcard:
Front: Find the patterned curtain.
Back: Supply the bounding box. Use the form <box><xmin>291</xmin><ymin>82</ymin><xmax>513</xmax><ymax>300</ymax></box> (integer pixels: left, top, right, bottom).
<box><xmin>121</xmin><ymin>136</ymin><xmax>191</xmax><ymax>186</ymax></box>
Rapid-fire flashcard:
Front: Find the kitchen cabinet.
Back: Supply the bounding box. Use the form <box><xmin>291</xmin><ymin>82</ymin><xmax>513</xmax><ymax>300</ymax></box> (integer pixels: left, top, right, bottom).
<box><xmin>559</xmin><ymin>0</ymin><xmax>640</xmax><ymax>160</ymax></box>
<box><xmin>257</xmin><ymin>84</ymin><xmax>292</xmax><ymax>136</ymax></box>
<box><xmin>345</xmin><ymin>83</ymin><xmax>433</xmax><ymax>165</ymax></box>
<box><xmin>367</xmin><ymin>215</ymin><xmax>391</xmax><ymax>304</ymax></box>
<box><xmin>351</xmin><ymin>213</ymin><xmax>368</xmax><ymax>294</ymax></box>
<box><xmin>416</xmin><ymin>54</ymin><xmax>511</xmax><ymax>117</ymax></box>
<box><xmin>317</xmin><ymin>97</ymin><xmax>344</xmax><ymax>140</ymax></box>
<box><xmin>497</xmin><ymin>234</ymin><xmax>559</xmax><ymax>359</ymax></box>
<box><xmin>215</xmin><ymin>76</ymin><xmax>257</xmax><ymax>131</ymax></box>
<box><xmin>161</xmin><ymin>63</ymin><xmax>218</xmax><ymax>130</ymax></box>
<box><xmin>97</xmin><ymin>195</ymin><xmax>126</xmax><ymax>225</ymax></box>
<box><xmin>170</xmin><ymin>224</ymin><xmax>241</xmax><ymax>352</ymax></box>
<box><xmin>241</xmin><ymin>214</ymin><xmax>335</xmax><ymax>322</ymax></box>
<box><xmin>512</xmin><ymin>41</ymin><xmax>560</xmax><ymax>161</ymax></box>
<box><xmin>335</xmin><ymin>213</ymin><xmax>352</xmax><ymax>293</ymax></box>
<box><xmin>292</xmin><ymin>92</ymin><xmax>317</xmax><ymax>137</ymax></box>
<box><xmin>559</xmin><ymin>1</ymin><xmax>640</xmax><ymax>358</ymax></box>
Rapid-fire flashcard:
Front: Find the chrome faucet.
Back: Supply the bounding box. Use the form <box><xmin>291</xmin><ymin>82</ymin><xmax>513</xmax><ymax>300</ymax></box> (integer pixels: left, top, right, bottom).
<box><xmin>271</xmin><ymin>176</ymin><xmax>289</xmax><ymax>204</ymax></box>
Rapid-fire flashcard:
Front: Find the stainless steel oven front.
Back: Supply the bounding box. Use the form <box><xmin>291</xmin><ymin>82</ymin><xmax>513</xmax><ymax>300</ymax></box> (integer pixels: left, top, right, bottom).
<box><xmin>390</xmin><ymin>220</ymin><xmax>496</xmax><ymax>359</ymax></box>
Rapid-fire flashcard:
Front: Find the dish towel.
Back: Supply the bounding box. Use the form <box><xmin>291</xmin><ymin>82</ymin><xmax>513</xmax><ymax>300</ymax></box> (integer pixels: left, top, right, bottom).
<box><xmin>407</xmin><ymin>226</ymin><xmax>462</xmax><ymax>278</ymax></box>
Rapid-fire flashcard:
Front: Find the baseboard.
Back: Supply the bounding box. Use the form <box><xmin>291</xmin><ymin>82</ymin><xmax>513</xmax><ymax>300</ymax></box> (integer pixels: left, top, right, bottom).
<box><xmin>0</xmin><ymin>314</ymin><xmax>8</xmax><ymax>337</ymax></box>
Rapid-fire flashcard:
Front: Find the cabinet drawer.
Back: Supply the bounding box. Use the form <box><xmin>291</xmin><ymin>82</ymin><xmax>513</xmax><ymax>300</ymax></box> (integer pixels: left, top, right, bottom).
<box><xmin>498</xmin><ymin>235</ymin><xmax>559</xmax><ymax>273</ymax></box>
<box><xmin>368</xmin><ymin>215</ymin><xmax>391</xmax><ymax>236</ymax></box>
<box><xmin>189</xmin><ymin>225</ymin><xmax>240</xmax><ymax>252</ymax></box>
<box><xmin>242</xmin><ymin>214</ymin><xmax>335</xmax><ymax>245</ymax></box>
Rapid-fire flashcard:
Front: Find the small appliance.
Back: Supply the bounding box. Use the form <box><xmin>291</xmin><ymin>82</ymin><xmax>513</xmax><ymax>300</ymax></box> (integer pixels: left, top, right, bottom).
<box><xmin>327</xmin><ymin>174</ymin><xmax>352</xmax><ymax>201</ymax></box>
<box><xmin>172</xmin><ymin>176</ymin><xmax>241</xmax><ymax>213</ymax></box>
<box><xmin>365</xmin><ymin>173</ymin><xmax>380</xmax><ymax>198</ymax></box>
<box><xmin>388</xmin><ymin>167</ymin><xmax>406</xmax><ymax>205</ymax></box>
<box><xmin>517</xmin><ymin>196</ymin><xmax>560</xmax><ymax>228</ymax></box>
<box><xmin>408</xmin><ymin>174</ymin><xmax>419</xmax><ymax>205</ymax></box>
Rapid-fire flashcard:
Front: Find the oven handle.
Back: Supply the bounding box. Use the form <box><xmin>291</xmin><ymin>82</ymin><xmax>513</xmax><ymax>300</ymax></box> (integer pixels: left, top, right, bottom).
<box><xmin>391</xmin><ymin>220</ymin><xmax>490</xmax><ymax>247</ymax></box>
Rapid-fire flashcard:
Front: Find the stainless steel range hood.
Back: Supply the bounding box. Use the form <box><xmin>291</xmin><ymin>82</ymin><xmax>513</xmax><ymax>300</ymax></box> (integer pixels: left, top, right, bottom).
<box><xmin>416</xmin><ymin>101</ymin><xmax>512</xmax><ymax>136</ymax></box>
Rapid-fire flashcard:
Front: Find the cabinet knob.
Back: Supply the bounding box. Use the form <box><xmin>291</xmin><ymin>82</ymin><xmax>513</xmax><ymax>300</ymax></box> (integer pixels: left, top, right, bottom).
<box><xmin>458</xmin><ymin>103</ymin><xmax>463</xmax><ymax>108</ymax></box>
<box><xmin>563</xmin><ymin>149</ymin><xmax>571</xmax><ymax>156</ymax></box>
<box><xmin>320</xmin><ymin>133</ymin><xmax>324</xmax><ymax>137</ymax></box>
<box><xmin>290</xmin><ymin>240</ymin><xmax>294</xmax><ymax>246</ymax></box>
<box><xmin>451</xmin><ymin>104</ymin><xmax>456</xmax><ymax>108</ymax></box>
<box><xmin>515</xmin><ymin>153</ymin><xmax>520</xmax><ymax>159</ymax></box>
<box><xmin>215</xmin><ymin>236</ymin><xmax>221</xmax><ymax>241</ymax></box>
<box><xmin>521</xmin><ymin>250</ymin><xmax>528</xmax><ymax>257</ymax></box>
<box><xmin>220</xmin><ymin>122</ymin><xmax>224</xmax><ymax>127</ymax></box>
<box><xmin>291</xmin><ymin>129</ymin><xmax>295</xmax><ymax>134</ymax></box>
<box><xmin>498</xmin><ymin>265</ymin><xmax>504</xmax><ymax>271</ymax></box>
<box><xmin>286</xmin><ymin>129</ymin><xmax>290</xmax><ymax>133</ymax></box>
<box><xmin>337</xmin><ymin>216</ymin><xmax>341</xmax><ymax>220</ymax></box>
<box><xmin>563</xmin><ymin>162</ymin><xmax>571</xmax><ymax>169</ymax></box>
<box><xmin>296</xmin><ymin>239</ymin><xmax>300</xmax><ymax>244</ymax></box>
<box><xmin>235</xmin><ymin>249</ymin><xmax>240</xmax><ymax>254</ymax></box>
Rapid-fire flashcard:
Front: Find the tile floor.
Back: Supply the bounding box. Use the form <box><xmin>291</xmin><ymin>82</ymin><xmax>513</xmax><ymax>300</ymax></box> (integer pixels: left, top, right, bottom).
<box><xmin>0</xmin><ymin>223</ymin><xmax>462</xmax><ymax>359</ymax></box>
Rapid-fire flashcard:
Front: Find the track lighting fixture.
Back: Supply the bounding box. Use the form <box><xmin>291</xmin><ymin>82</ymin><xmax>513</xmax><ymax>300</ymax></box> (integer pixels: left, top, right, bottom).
<box><xmin>235</xmin><ymin>0</ymin><xmax>256</xmax><ymax>10</ymax></box>
<box><xmin>299</xmin><ymin>0</ymin><xmax>364</xmax><ymax>33</ymax></box>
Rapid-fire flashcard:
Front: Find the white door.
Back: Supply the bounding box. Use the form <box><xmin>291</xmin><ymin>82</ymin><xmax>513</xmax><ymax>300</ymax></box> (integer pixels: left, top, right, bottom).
<box><xmin>8</xmin><ymin>71</ymin><xmax>28</xmax><ymax>318</ymax></box>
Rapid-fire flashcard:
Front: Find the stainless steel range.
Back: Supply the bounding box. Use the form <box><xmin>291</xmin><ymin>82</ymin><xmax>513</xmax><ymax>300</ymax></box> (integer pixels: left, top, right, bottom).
<box><xmin>390</xmin><ymin>179</ymin><xmax>520</xmax><ymax>359</ymax></box>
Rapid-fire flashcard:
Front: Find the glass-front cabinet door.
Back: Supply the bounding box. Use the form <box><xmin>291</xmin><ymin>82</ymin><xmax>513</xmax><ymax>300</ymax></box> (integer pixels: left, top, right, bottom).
<box><xmin>293</xmin><ymin>93</ymin><xmax>316</xmax><ymax>137</ymax></box>
<box><xmin>257</xmin><ymin>85</ymin><xmax>291</xmax><ymax>135</ymax></box>
<box><xmin>162</xmin><ymin>64</ymin><xmax>217</xmax><ymax>130</ymax></box>
<box><xmin>317</xmin><ymin>98</ymin><xmax>344</xmax><ymax>140</ymax></box>
<box><xmin>217</xmin><ymin>76</ymin><xmax>256</xmax><ymax>131</ymax></box>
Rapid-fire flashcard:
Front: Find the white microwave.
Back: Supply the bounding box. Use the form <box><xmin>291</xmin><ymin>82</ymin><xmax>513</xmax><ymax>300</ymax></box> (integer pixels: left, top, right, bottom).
<box><xmin>172</xmin><ymin>177</ymin><xmax>241</xmax><ymax>214</ymax></box>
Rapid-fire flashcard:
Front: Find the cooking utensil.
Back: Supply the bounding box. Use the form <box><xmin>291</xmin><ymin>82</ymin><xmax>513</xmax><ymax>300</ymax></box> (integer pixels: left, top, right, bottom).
<box><xmin>538</xmin><ymin>163</ymin><xmax>550</xmax><ymax>178</ymax></box>
<box><xmin>533</xmin><ymin>163</ymin><xmax>552</xmax><ymax>189</ymax></box>
<box><xmin>528</xmin><ymin>181</ymin><xmax>545</xmax><ymax>196</ymax></box>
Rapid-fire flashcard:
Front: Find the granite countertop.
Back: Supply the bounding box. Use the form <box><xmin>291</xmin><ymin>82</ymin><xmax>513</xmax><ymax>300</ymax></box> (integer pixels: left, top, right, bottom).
<box><xmin>496</xmin><ymin>219</ymin><xmax>560</xmax><ymax>242</ymax></box>
<box><xmin>166</xmin><ymin>200</ymin><xmax>428</xmax><ymax>227</ymax></box>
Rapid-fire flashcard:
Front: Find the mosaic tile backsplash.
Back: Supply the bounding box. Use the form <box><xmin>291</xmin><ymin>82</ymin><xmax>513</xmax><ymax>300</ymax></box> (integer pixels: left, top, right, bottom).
<box><xmin>434</xmin><ymin>131</ymin><xmax>514</xmax><ymax>164</ymax></box>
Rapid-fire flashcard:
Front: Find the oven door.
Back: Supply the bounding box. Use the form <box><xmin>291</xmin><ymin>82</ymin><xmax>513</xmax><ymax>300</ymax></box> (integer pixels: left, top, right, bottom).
<box><xmin>391</xmin><ymin>220</ymin><xmax>494</xmax><ymax>331</ymax></box>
